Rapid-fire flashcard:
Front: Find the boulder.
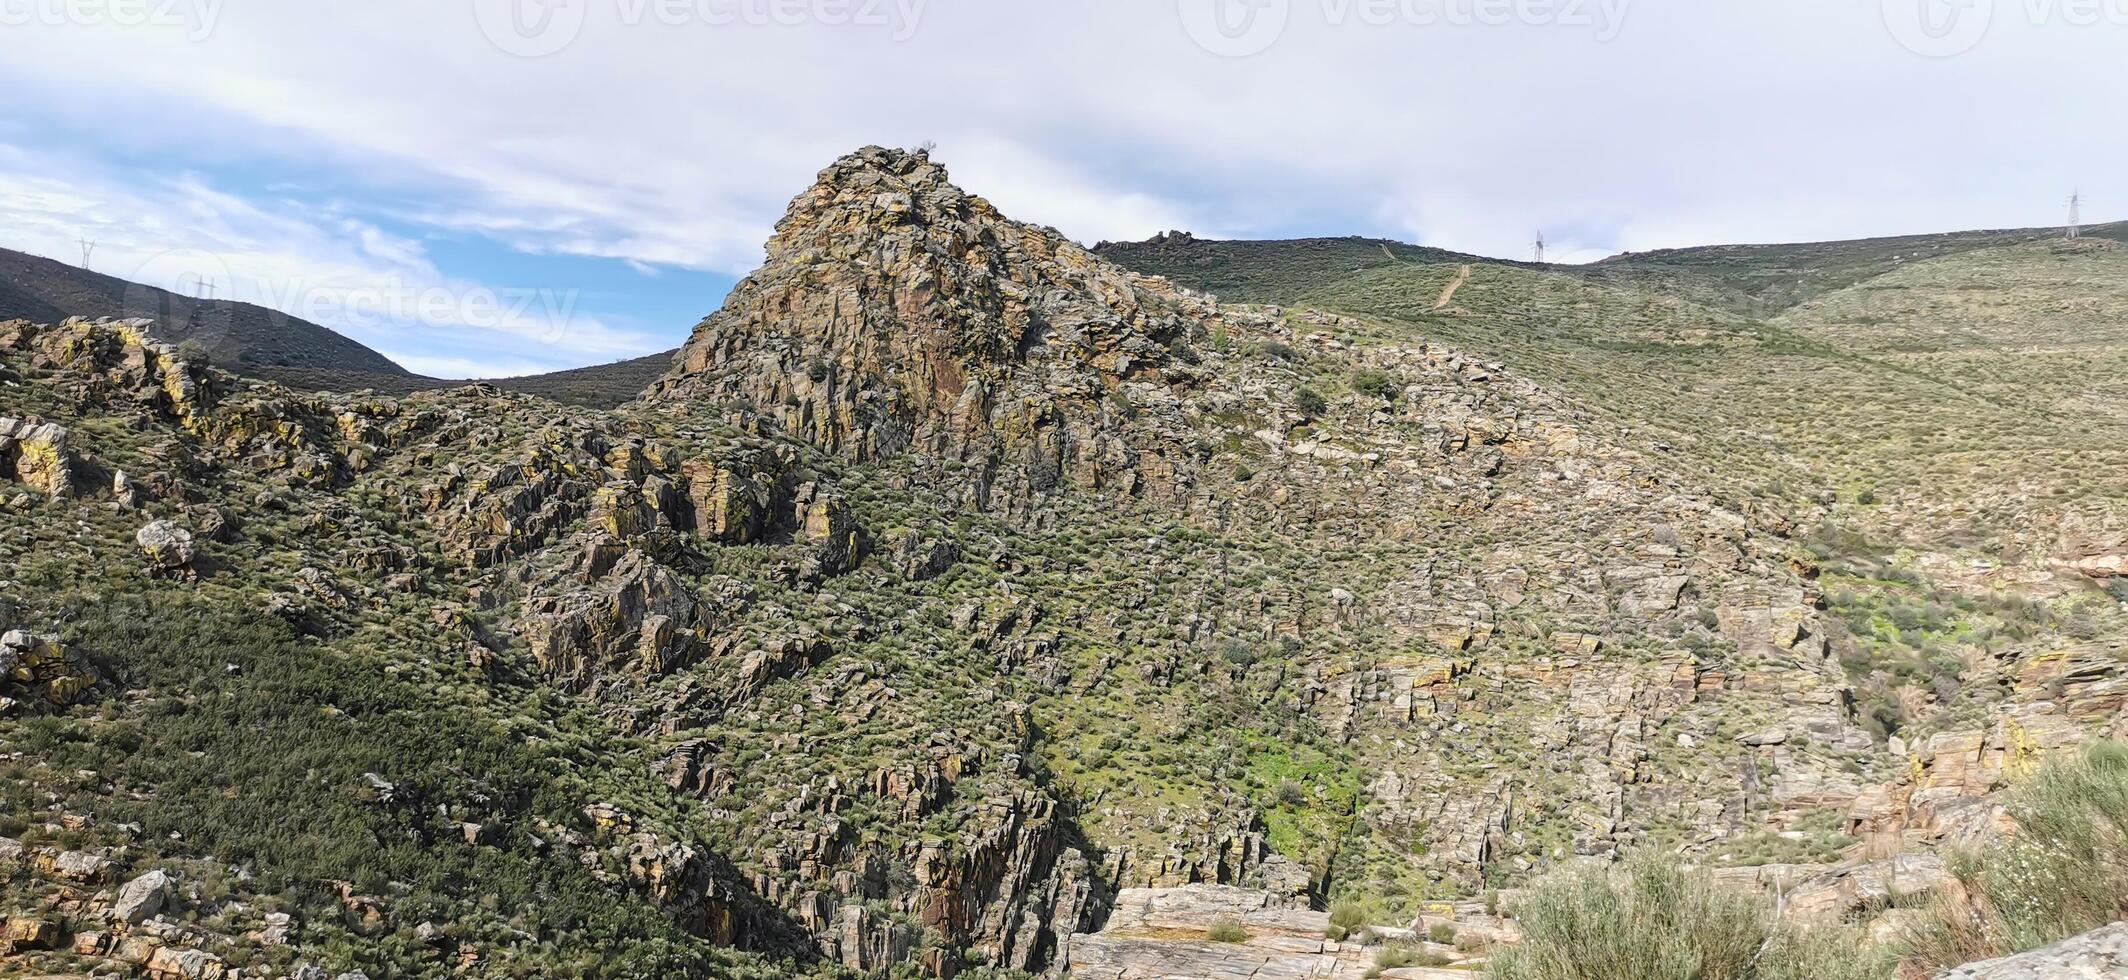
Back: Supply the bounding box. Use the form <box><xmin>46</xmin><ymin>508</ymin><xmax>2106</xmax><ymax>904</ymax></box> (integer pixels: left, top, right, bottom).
<box><xmin>136</xmin><ymin>520</ymin><xmax>197</xmax><ymax>574</ymax></box>
<box><xmin>1</xmin><ymin>914</ymin><xmax>61</xmax><ymax>951</ymax></box>
<box><xmin>113</xmin><ymin>868</ymin><xmax>173</xmax><ymax>924</ymax></box>
<box><xmin>0</xmin><ymin>416</ymin><xmax>74</xmax><ymax>498</ymax></box>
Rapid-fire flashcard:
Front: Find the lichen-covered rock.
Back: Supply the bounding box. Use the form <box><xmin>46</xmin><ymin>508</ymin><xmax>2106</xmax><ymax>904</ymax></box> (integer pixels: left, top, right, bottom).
<box><xmin>136</xmin><ymin>520</ymin><xmax>198</xmax><ymax>575</ymax></box>
<box><xmin>0</xmin><ymin>415</ymin><xmax>74</xmax><ymax>498</ymax></box>
<box><xmin>1</xmin><ymin>628</ymin><xmax>101</xmax><ymax>707</ymax></box>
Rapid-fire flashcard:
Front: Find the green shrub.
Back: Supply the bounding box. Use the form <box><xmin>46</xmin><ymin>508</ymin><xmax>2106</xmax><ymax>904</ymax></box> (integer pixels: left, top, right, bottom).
<box><xmin>1350</xmin><ymin>370</ymin><xmax>1400</xmax><ymax>401</ymax></box>
<box><xmin>1900</xmin><ymin>741</ymin><xmax>2128</xmax><ymax>972</ymax></box>
<box><xmin>1429</xmin><ymin>921</ymin><xmax>1458</xmax><ymax>944</ymax></box>
<box><xmin>1208</xmin><ymin>918</ymin><xmax>1250</xmax><ymax>943</ymax></box>
<box><xmin>1488</xmin><ymin>855</ymin><xmax>1893</xmax><ymax>980</ymax></box>
<box><xmin>1327</xmin><ymin>900</ymin><xmax>1366</xmax><ymax>941</ymax></box>
<box><xmin>1295</xmin><ymin>387</ymin><xmax>1328</xmax><ymax>418</ymax></box>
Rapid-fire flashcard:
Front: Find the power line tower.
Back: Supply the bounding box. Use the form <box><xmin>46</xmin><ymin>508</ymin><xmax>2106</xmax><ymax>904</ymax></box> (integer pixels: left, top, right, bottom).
<box><xmin>200</xmin><ymin>278</ymin><xmax>218</xmax><ymax>302</ymax></box>
<box><xmin>79</xmin><ymin>237</ymin><xmax>96</xmax><ymax>269</ymax></box>
<box><xmin>1533</xmin><ymin>231</ymin><xmax>1547</xmax><ymax>264</ymax></box>
<box><xmin>2067</xmin><ymin>191</ymin><xmax>2083</xmax><ymax>240</ymax></box>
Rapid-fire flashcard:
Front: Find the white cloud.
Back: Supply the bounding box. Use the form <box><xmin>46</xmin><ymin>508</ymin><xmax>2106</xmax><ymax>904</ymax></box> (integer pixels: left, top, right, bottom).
<box><xmin>0</xmin><ymin>0</ymin><xmax>2116</xmax><ymax>290</ymax></box>
<box><xmin>0</xmin><ymin>144</ymin><xmax>658</xmax><ymax>372</ymax></box>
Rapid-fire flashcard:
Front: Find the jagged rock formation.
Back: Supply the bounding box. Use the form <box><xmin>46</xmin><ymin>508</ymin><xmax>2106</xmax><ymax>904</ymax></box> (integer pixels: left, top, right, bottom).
<box><xmin>654</xmin><ymin>145</ymin><xmax>1257</xmax><ymax>515</ymax></box>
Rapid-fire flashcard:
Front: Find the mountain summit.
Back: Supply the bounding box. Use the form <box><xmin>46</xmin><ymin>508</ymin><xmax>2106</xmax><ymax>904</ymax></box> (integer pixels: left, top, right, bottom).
<box><xmin>655</xmin><ymin>146</ymin><xmax>1244</xmax><ymax>507</ymax></box>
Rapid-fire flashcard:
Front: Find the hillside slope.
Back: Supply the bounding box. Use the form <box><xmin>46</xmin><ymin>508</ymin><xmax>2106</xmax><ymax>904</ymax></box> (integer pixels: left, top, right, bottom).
<box><xmin>1583</xmin><ymin>220</ymin><xmax>2128</xmax><ymax>316</ymax></box>
<box><xmin>1092</xmin><ymin>232</ymin><xmax>1492</xmax><ymax>305</ymax></box>
<box><xmin>0</xmin><ymin>155</ymin><xmax>2120</xmax><ymax>980</ymax></box>
<box><xmin>1108</xmin><ymin>227</ymin><xmax>2128</xmax><ymax>794</ymax></box>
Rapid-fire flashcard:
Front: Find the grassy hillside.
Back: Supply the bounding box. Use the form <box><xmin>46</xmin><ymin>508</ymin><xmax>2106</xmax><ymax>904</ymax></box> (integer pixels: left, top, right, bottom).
<box><xmin>253</xmin><ymin>353</ymin><xmax>674</xmax><ymax>409</ymax></box>
<box><xmin>481</xmin><ymin>350</ymin><xmax>675</xmax><ymax>408</ymax></box>
<box><xmin>1103</xmin><ymin>227</ymin><xmax>2128</xmax><ymax>558</ymax></box>
<box><xmin>1107</xmin><ymin>228</ymin><xmax>2128</xmax><ymax>752</ymax></box>
<box><xmin>1582</xmin><ymin>220</ymin><xmax>2128</xmax><ymax>317</ymax></box>
<box><xmin>1093</xmin><ymin>232</ymin><xmax>1489</xmax><ymax>305</ymax></box>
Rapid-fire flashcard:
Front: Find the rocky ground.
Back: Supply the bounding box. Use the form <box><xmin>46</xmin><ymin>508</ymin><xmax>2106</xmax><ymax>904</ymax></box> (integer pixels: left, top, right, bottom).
<box><xmin>0</xmin><ymin>148</ymin><xmax>2123</xmax><ymax>978</ymax></box>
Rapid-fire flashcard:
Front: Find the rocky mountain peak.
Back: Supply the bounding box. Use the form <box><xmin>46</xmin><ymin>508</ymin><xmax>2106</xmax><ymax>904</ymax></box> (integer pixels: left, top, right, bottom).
<box><xmin>654</xmin><ymin>147</ymin><xmax>1236</xmax><ymax>506</ymax></box>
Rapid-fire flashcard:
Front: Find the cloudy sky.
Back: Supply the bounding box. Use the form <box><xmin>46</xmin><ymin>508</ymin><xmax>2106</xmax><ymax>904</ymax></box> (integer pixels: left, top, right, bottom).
<box><xmin>0</xmin><ymin>0</ymin><xmax>2118</xmax><ymax>376</ymax></box>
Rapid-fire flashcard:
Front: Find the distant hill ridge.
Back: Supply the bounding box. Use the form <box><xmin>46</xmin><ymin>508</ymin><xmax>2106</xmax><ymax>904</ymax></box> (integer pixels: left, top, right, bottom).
<box><xmin>11</xmin><ymin>216</ymin><xmax>2120</xmax><ymax>409</ymax></box>
<box><xmin>0</xmin><ymin>244</ymin><xmax>675</xmax><ymax>407</ymax></box>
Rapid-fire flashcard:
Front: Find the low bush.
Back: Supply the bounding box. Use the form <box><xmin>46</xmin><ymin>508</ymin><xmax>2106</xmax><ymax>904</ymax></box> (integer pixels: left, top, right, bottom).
<box><xmin>1327</xmin><ymin>900</ymin><xmax>1365</xmax><ymax>941</ymax></box>
<box><xmin>1899</xmin><ymin>741</ymin><xmax>2128</xmax><ymax>972</ymax></box>
<box><xmin>1208</xmin><ymin>918</ymin><xmax>1250</xmax><ymax>943</ymax></box>
<box><xmin>1487</xmin><ymin>855</ymin><xmax>1893</xmax><ymax>980</ymax></box>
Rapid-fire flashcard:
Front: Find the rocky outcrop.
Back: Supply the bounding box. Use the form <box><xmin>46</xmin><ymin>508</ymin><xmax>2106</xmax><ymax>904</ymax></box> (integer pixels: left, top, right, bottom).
<box><xmin>1065</xmin><ymin>885</ymin><xmax>1491</xmax><ymax>980</ymax></box>
<box><xmin>653</xmin><ymin>146</ymin><xmax>1261</xmax><ymax>514</ymax></box>
<box><xmin>1</xmin><ymin>629</ymin><xmax>100</xmax><ymax>709</ymax></box>
<box><xmin>1847</xmin><ymin>708</ymin><xmax>2097</xmax><ymax>849</ymax></box>
<box><xmin>519</xmin><ymin>545</ymin><xmax>748</xmax><ymax>689</ymax></box>
<box><xmin>682</xmin><ymin>449</ymin><xmax>795</xmax><ymax>543</ymax></box>
<box><xmin>1777</xmin><ymin>854</ymin><xmax>1947</xmax><ymax>921</ymax></box>
<box><xmin>886</xmin><ymin>528</ymin><xmax>960</xmax><ymax>581</ymax></box>
<box><xmin>0</xmin><ymin>415</ymin><xmax>74</xmax><ymax>498</ymax></box>
<box><xmin>1935</xmin><ymin>922</ymin><xmax>2128</xmax><ymax>979</ymax></box>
